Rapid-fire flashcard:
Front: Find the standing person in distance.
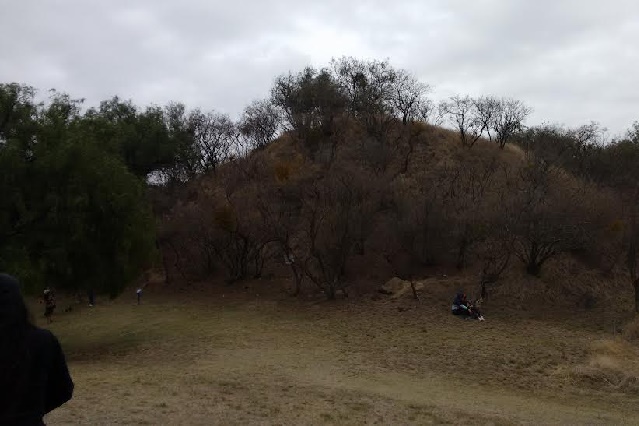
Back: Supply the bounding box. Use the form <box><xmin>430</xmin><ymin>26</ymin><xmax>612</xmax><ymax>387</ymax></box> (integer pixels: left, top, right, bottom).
<box><xmin>0</xmin><ymin>273</ymin><xmax>74</xmax><ymax>425</ymax></box>
<box><xmin>87</xmin><ymin>288</ymin><xmax>95</xmax><ymax>307</ymax></box>
<box><xmin>42</xmin><ymin>287</ymin><xmax>56</xmax><ymax>324</ymax></box>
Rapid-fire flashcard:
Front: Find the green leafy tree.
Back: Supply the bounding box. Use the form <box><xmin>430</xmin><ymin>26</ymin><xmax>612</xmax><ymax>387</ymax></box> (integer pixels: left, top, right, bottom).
<box><xmin>0</xmin><ymin>86</ymin><xmax>156</xmax><ymax>295</ymax></box>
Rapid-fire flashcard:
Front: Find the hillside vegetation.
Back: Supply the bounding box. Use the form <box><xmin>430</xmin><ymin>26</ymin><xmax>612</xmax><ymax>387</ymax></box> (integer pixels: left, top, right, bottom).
<box><xmin>2</xmin><ymin>57</ymin><xmax>639</xmax><ymax>314</ymax></box>
<box><xmin>4</xmin><ymin>56</ymin><xmax>639</xmax><ymax>426</ymax></box>
<box><xmin>152</xmin><ymin>59</ymin><xmax>639</xmax><ymax>315</ymax></box>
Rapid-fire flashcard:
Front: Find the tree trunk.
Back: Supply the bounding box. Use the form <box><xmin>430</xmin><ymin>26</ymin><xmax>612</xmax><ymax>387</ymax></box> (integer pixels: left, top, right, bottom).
<box><xmin>325</xmin><ymin>285</ymin><xmax>336</xmax><ymax>300</ymax></box>
<box><xmin>167</xmin><ymin>241</ymin><xmax>188</xmax><ymax>281</ymax></box>
<box><xmin>634</xmin><ymin>279</ymin><xmax>639</xmax><ymax>313</ymax></box>
<box><xmin>160</xmin><ymin>250</ymin><xmax>171</xmax><ymax>284</ymax></box>
<box><xmin>290</xmin><ymin>264</ymin><xmax>303</xmax><ymax>296</ymax></box>
<box><xmin>456</xmin><ymin>239</ymin><xmax>468</xmax><ymax>270</ymax></box>
<box><xmin>293</xmin><ymin>271</ymin><xmax>303</xmax><ymax>296</ymax></box>
<box><xmin>526</xmin><ymin>261</ymin><xmax>541</xmax><ymax>277</ymax></box>
<box><xmin>401</xmin><ymin>127</ymin><xmax>420</xmax><ymax>174</ymax></box>
<box><xmin>526</xmin><ymin>243</ymin><xmax>542</xmax><ymax>276</ymax></box>
<box><xmin>401</xmin><ymin>140</ymin><xmax>414</xmax><ymax>174</ymax></box>
<box><xmin>253</xmin><ymin>250</ymin><xmax>264</xmax><ymax>278</ymax></box>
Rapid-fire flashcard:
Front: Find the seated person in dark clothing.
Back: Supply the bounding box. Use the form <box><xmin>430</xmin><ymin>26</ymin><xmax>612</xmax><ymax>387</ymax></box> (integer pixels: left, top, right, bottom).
<box><xmin>0</xmin><ymin>273</ymin><xmax>74</xmax><ymax>425</ymax></box>
<box><xmin>452</xmin><ymin>290</ymin><xmax>470</xmax><ymax>315</ymax></box>
<box><xmin>451</xmin><ymin>290</ymin><xmax>484</xmax><ymax>321</ymax></box>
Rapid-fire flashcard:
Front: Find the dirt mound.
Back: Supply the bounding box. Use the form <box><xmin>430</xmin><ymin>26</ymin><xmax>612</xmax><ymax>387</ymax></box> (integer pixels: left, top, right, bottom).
<box><xmin>560</xmin><ymin>339</ymin><xmax>639</xmax><ymax>393</ymax></box>
<box><xmin>379</xmin><ymin>277</ymin><xmax>424</xmax><ymax>299</ymax></box>
<box><xmin>375</xmin><ymin>274</ymin><xmax>487</xmax><ymax>306</ymax></box>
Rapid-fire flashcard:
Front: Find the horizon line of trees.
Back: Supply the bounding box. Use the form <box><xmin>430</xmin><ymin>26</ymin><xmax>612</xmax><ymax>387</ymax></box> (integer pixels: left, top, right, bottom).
<box><xmin>1</xmin><ymin>57</ymin><xmax>638</xmax><ymax>311</ymax></box>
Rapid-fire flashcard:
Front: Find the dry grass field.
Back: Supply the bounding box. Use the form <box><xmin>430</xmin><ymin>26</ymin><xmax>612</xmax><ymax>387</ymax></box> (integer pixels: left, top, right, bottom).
<box><xmin>40</xmin><ymin>280</ymin><xmax>639</xmax><ymax>426</ymax></box>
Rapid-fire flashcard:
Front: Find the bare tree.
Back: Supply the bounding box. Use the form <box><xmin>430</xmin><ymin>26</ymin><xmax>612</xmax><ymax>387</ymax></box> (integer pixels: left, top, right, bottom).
<box><xmin>208</xmin><ymin>197</ymin><xmax>273</xmax><ymax>282</ymax></box>
<box><xmin>417</xmin><ymin>98</ymin><xmax>439</xmax><ymax>124</ymax></box>
<box><xmin>157</xmin><ymin>210</ymin><xmax>198</xmax><ymax>282</ymax></box>
<box><xmin>439</xmin><ymin>156</ymin><xmax>501</xmax><ymax>269</ymax></box>
<box><xmin>389</xmin><ymin>69</ymin><xmax>432</xmax><ymax>125</ymax></box>
<box><xmin>187</xmin><ymin>109</ymin><xmax>236</xmax><ymax>173</ymax></box>
<box><xmin>399</xmin><ymin>123</ymin><xmax>429</xmax><ymax>175</ymax></box>
<box><xmin>509</xmin><ymin>156</ymin><xmax>558</xmax><ymax>276</ymax></box>
<box><xmin>508</xmin><ymin>154</ymin><xmax>592</xmax><ymax>276</ymax></box>
<box><xmin>257</xmin><ymin>186</ymin><xmax>305</xmax><ymax>296</ymax></box>
<box><xmin>474</xmin><ymin>96</ymin><xmax>500</xmax><ymax>142</ymax></box>
<box><xmin>572</xmin><ymin>121</ymin><xmax>606</xmax><ymax>146</ymax></box>
<box><xmin>440</xmin><ymin>95</ymin><xmax>484</xmax><ymax>147</ymax></box>
<box><xmin>392</xmin><ymin>174</ymin><xmax>447</xmax><ymax>266</ymax></box>
<box><xmin>298</xmin><ymin>175</ymin><xmax>368</xmax><ymax>299</ymax></box>
<box><xmin>492</xmin><ymin>98</ymin><xmax>531</xmax><ymax>149</ymax></box>
<box><xmin>476</xmin><ymin>236</ymin><xmax>512</xmax><ymax>300</ymax></box>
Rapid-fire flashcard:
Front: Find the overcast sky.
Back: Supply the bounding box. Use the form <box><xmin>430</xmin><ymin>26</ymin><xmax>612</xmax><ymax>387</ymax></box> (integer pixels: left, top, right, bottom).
<box><xmin>1</xmin><ymin>0</ymin><xmax>637</xmax><ymax>136</ymax></box>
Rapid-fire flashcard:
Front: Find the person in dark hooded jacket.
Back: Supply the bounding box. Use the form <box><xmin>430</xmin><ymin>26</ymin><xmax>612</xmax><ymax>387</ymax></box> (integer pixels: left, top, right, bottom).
<box><xmin>0</xmin><ymin>273</ymin><xmax>74</xmax><ymax>425</ymax></box>
<box><xmin>452</xmin><ymin>290</ymin><xmax>470</xmax><ymax>315</ymax></box>
<box><xmin>451</xmin><ymin>290</ymin><xmax>484</xmax><ymax>321</ymax></box>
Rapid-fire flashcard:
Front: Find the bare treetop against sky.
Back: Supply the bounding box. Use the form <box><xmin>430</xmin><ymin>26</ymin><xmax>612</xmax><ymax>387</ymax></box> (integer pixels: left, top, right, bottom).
<box><xmin>1</xmin><ymin>0</ymin><xmax>637</xmax><ymax>134</ymax></box>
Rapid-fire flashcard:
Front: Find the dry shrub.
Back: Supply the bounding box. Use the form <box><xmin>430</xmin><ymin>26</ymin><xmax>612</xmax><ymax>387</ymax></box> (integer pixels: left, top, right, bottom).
<box><xmin>273</xmin><ymin>156</ymin><xmax>305</xmax><ymax>183</ymax></box>
<box><xmin>489</xmin><ymin>255</ymin><xmax>632</xmax><ymax>313</ymax></box>
<box><xmin>297</xmin><ymin>170</ymin><xmax>377</xmax><ymax>299</ymax></box>
<box><xmin>213</xmin><ymin>205</ymin><xmax>236</xmax><ymax>232</ymax></box>
<box><xmin>566</xmin><ymin>339</ymin><xmax>639</xmax><ymax>393</ymax></box>
<box><xmin>274</xmin><ymin>162</ymin><xmax>292</xmax><ymax>182</ymax></box>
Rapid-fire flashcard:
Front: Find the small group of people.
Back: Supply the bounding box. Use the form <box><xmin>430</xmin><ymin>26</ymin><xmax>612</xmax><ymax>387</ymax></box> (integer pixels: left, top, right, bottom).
<box><xmin>1</xmin><ymin>273</ymin><xmax>74</xmax><ymax>424</ymax></box>
<box><xmin>451</xmin><ymin>290</ymin><xmax>485</xmax><ymax>321</ymax></box>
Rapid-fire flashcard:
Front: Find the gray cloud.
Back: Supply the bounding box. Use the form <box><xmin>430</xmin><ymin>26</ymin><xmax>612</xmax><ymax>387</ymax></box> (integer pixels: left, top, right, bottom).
<box><xmin>1</xmin><ymin>0</ymin><xmax>637</xmax><ymax>135</ymax></box>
